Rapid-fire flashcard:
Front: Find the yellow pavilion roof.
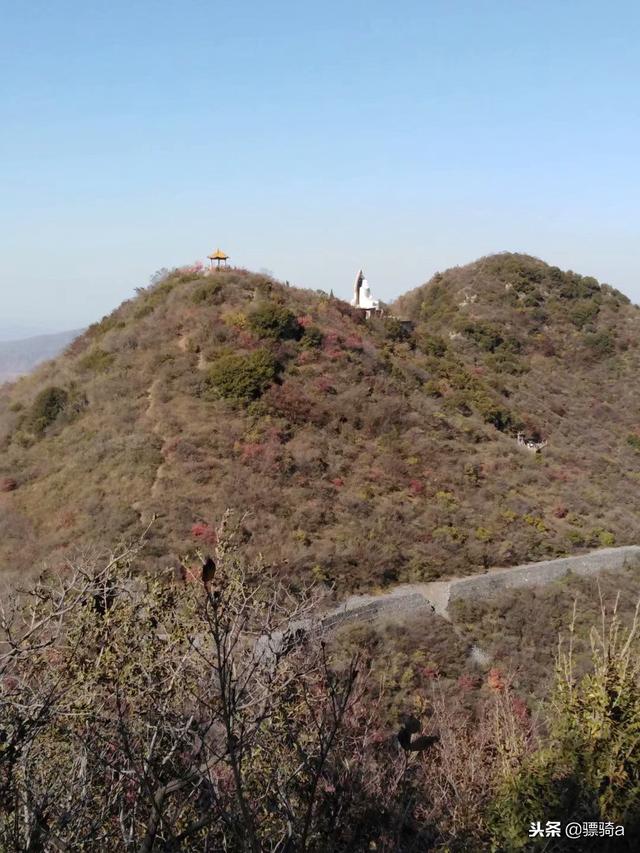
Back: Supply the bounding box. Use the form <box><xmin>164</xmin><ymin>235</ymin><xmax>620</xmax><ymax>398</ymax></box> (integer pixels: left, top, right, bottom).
<box><xmin>208</xmin><ymin>248</ymin><xmax>229</xmax><ymax>260</ymax></box>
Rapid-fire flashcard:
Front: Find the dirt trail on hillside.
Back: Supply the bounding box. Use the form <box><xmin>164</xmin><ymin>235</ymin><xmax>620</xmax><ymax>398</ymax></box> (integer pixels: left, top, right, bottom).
<box><xmin>146</xmin><ymin>334</ymin><xmax>206</xmax><ymax>504</ymax></box>
<box><xmin>145</xmin><ymin>378</ymin><xmax>170</xmax><ymax>501</ymax></box>
<box><xmin>177</xmin><ymin>332</ymin><xmax>207</xmax><ymax>370</ymax></box>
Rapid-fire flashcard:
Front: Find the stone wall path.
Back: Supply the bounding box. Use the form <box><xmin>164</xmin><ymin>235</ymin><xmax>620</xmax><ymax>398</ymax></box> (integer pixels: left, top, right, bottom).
<box><xmin>320</xmin><ymin>545</ymin><xmax>640</xmax><ymax>629</ymax></box>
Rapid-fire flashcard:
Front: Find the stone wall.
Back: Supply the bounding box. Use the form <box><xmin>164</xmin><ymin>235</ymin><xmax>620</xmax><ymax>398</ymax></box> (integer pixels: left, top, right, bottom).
<box><xmin>447</xmin><ymin>546</ymin><xmax>640</xmax><ymax>606</ymax></box>
<box><xmin>320</xmin><ymin>592</ymin><xmax>431</xmax><ymax>633</ymax></box>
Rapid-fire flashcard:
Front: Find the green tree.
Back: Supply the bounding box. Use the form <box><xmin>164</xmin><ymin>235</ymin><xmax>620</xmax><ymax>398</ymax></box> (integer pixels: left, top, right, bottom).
<box><xmin>490</xmin><ymin>602</ymin><xmax>640</xmax><ymax>849</ymax></box>
<box><xmin>25</xmin><ymin>386</ymin><xmax>69</xmax><ymax>434</ymax></box>
<box><xmin>207</xmin><ymin>349</ymin><xmax>280</xmax><ymax>401</ymax></box>
<box><xmin>248</xmin><ymin>302</ymin><xmax>303</xmax><ymax>340</ymax></box>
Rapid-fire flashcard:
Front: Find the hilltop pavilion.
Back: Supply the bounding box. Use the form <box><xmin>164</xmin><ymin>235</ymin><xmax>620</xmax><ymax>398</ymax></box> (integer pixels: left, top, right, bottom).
<box><xmin>208</xmin><ymin>248</ymin><xmax>229</xmax><ymax>269</ymax></box>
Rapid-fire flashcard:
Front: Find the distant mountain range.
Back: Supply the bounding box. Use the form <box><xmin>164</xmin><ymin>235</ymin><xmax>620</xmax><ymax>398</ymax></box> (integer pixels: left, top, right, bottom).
<box><xmin>0</xmin><ymin>330</ymin><xmax>83</xmax><ymax>382</ymax></box>
<box><xmin>0</xmin><ymin>323</ymin><xmax>52</xmax><ymax>341</ymax></box>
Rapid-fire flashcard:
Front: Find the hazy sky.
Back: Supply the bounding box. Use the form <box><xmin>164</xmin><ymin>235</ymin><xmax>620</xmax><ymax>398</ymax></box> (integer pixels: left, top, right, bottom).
<box><xmin>1</xmin><ymin>0</ymin><xmax>639</xmax><ymax>332</ymax></box>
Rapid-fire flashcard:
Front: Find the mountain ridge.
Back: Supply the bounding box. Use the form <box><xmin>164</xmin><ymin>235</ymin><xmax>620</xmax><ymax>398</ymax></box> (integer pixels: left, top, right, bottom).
<box><xmin>1</xmin><ymin>255</ymin><xmax>639</xmax><ymax>591</ymax></box>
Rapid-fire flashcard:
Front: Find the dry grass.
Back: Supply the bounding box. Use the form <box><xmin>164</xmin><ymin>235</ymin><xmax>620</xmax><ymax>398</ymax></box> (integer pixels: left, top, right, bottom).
<box><xmin>451</xmin><ymin>561</ymin><xmax>640</xmax><ymax>700</ymax></box>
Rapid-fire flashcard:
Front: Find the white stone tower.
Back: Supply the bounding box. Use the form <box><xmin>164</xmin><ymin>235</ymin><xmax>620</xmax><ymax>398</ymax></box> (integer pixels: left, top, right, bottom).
<box><xmin>351</xmin><ymin>269</ymin><xmax>380</xmax><ymax>312</ymax></box>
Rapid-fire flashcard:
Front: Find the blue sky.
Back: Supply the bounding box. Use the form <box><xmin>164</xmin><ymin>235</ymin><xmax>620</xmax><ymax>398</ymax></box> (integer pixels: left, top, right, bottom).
<box><xmin>1</xmin><ymin>0</ymin><xmax>639</xmax><ymax>332</ymax></box>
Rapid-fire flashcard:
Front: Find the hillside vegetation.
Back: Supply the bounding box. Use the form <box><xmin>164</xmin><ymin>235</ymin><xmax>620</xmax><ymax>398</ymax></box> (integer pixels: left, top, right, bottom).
<box><xmin>1</xmin><ymin>254</ymin><xmax>639</xmax><ymax>590</ymax></box>
<box><xmin>2</xmin><ymin>525</ymin><xmax>640</xmax><ymax>851</ymax></box>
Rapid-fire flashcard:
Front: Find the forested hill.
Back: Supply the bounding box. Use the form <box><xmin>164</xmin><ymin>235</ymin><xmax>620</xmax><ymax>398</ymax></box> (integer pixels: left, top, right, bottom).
<box><xmin>1</xmin><ymin>254</ymin><xmax>639</xmax><ymax>590</ymax></box>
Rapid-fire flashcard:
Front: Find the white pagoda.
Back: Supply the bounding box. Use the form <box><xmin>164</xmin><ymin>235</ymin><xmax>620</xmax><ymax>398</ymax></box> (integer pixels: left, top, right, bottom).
<box><xmin>351</xmin><ymin>269</ymin><xmax>380</xmax><ymax>315</ymax></box>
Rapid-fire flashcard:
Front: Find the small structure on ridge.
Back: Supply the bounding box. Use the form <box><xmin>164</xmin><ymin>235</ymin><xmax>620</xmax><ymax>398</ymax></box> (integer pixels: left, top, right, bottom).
<box><xmin>208</xmin><ymin>248</ymin><xmax>229</xmax><ymax>269</ymax></box>
<box><xmin>517</xmin><ymin>432</ymin><xmax>548</xmax><ymax>453</ymax></box>
<box><xmin>351</xmin><ymin>269</ymin><xmax>381</xmax><ymax>317</ymax></box>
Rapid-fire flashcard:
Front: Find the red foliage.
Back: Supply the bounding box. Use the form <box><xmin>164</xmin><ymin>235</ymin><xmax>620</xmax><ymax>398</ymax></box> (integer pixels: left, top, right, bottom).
<box><xmin>331</xmin><ymin>477</ymin><xmax>344</xmax><ymax>489</ymax></box>
<box><xmin>487</xmin><ymin>668</ymin><xmax>506</xmax><ymax>691</ymax></box>
<box><xmin>191</xmin><ymin>523</ymin><xmax>218</xmax><ymax>545</ymax></box>
<box><xmin>511</xmin><ymin>695</ymin><xmax>530</xmax><ymax>722</ymax></box>
<box><xmin>457</xmin><ymin>673</ymin><xmax>481</xmax><ymax>692</ymax></box>
<box><xmin>241</xmin><ymin>443</ymin><xmax>265</xmax><ymax>461</ymax></box>
<box><xmin>296</xmin><ymin>314</ymin><xmax>314</xmax><ymax>328</ymax></box>
<box><xmin>315</xmin><ymin>377</ymin><xmax>336</xmax><ymax>395</ymax></box>
<box><xmin>0</xmin><ymin>477</ymin><xmax>17</xmax><ymax>493</ymax></box>
<box><xmin>323</xmin><ymin>331</ymin><xmax>340</xmax><ymax>347</ymax></box>
<box><xmin>409</xmin><ymin>479</ymin><xmax>425</xmax><ymax>496</ymax></box>
<box><xmin>368</xmin><ymin>728</ymin><xmax>388</xmax><ymax>745</ymax></box>
<box><xmin>297</xmin><ymin>350</ymin><xmax>316</xmax><ymax>365</ymax></box>
<box><xmin>324</xmin><ymin>348</ymin><xmax>346</xmax><ymax>361</ymax></box>
<box><xmin>334</xmin><ymin>301</ymin><xmax>365</xmax><ymax>322</ymax></box>
<box><xmin>420</xmin><ymin>665</ymin><xmax>440</xmax><ymax>679</ymax></box>
<box><xmin>321</xmin><ymin>332</ymin><xmax>344</xmax><ymax>360</ymax></box>
<box><xmin>320</xmin><ymin>331</ymin><xmax>346</xmax><ymax>360</ymax></box>
<box><xmin>266</xmin><ymin>383</ymin><xmax>327</xmax><ymax>426</ymax></box>
<box><xmin>238</xmin><ymin>428</ymin><xmax>285</xmax><ymax>471</ymax></box>
<box><xmin>343</xmin><ymin>334</ymin><xmax>364</xmax><ymax>351</ymax></box>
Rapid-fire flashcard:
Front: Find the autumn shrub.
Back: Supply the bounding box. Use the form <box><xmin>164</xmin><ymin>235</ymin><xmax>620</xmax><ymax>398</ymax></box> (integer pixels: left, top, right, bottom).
<box><xmin>0</xmin><ymin>520</ymin><xmax>367</xmax><ymax>852</ymax></box>
<box><xmin>381</xmin><ymin>316</ymin><xmax>413</xmax><ymax>342</ymax></box>
<box><xmin>462</xmin><ymin>321</ymin><xmax>504</xmax><ymax>352</ymax></box>
<box><xmin>423</xmin><ymin>378</ymin><xmax>443</xmax><ymax>397</ymax></box>
<box><xmin>417</xmin><ymin>332</ymin><xmax>447</xmax><ymax>357</ymax></box>
<box><xmin>486</xmin><ymin>349</ymin><xmax>527</xmax><ymax>375</ymax></box>
<box><xmin>627</xmin><ymin>434</ymin><xmax>640</xmax><ymax>452</ymax></box>
<box><xmin>86</xmin><ymin>313</ymin><xmax>126</xmax><ymax>339</ymax></box>
<box><xmin>489</xmin><ymin>602</ymin><xmax>640</xmax><ymax>849</ymax></box>
<box><xmin>206</xmin><ymin>349</ymin><xmax>280</xmax><ymax>402</ymax></box>
<box><xmin>191</xmin><ymin>521</ymin><xmax>217</xmax><ymax>545</ymax></box>
<box><xmin>192</xmin><ymin>281</ymin><xmax>222</xmax><ymax>304</ymax></box>
<box><xmin>134</xmin><ymin>303</ymin><xmax>154</xmax><ymax>319</ymax></box>
<box><xmin>300</xmin><ymin>324</ymin><xmax>324</xmax><ymax>348</ymax></box>
<box><xmin>584</xmin><ymin>330</ymin><xmax>616</xmax><ymax>357</ymax></box>
<box><xmin>24</xmin><ymin>385</ymin><xmax>69</xmax><ymax>434</ymax></box>
<box><xmin>79</xmin><ymin>347</ymin><xmax>116</xmax><ymax>373</ymax></box>
<box><xmin>473</xmin><ymin>394</ymin><xmax>514</xmax><ymax>432</ymax></box>
<box><xmin>264</xmin><ymin>382</ymin><xmax>329</xmax><ymax>427</ymax></box>
<box><xmin>248</xmin><ymin>301</ymin><xmax>303</xmax><ymax>341</ymax></box>
<box><xmin>590</xmin><ymin>528</ymin><xmax>616</xmax><ymax>547</ymax></box>
<box><xmin>137</xmin><ymin>277</ymin><xmax>177</xmax><ymax>307</ymax></box>
<box><xmin>558</xmin><ymin>273</ymin><xmax>601</xmax><ymax>300</ymax></box>
<box><xmin>570</xmin><ymin>298</ymin><xmax>600</xmax><ymax>329</ymax></box>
